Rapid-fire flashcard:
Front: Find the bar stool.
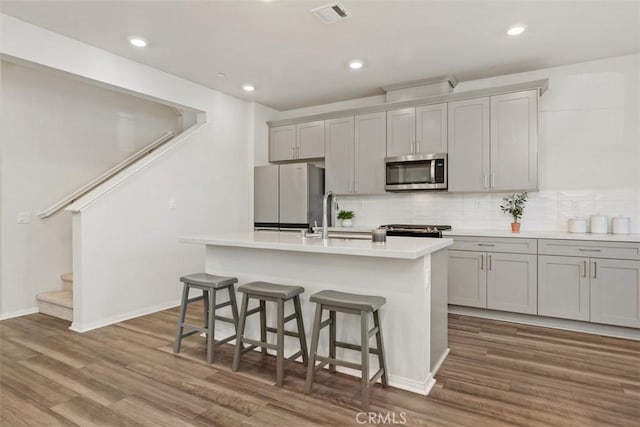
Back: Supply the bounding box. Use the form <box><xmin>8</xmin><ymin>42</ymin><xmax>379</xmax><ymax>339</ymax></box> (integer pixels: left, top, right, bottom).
<box><xmin>232</xmin><ymin>281</ymin><xmax>308</xmax><ymax>387</ymax></box>
<box><xmin>304</xmin><ymin>290</ymin><xmax>388</xmax><ymax>411</ymax></box>
<box><xmin>173</xmin><ymin>273</ymin><xmax>239</xmax><ymax>363</ymax></box>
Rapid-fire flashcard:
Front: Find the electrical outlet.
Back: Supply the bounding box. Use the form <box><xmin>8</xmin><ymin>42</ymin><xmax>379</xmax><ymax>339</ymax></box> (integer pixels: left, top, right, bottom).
<box><xmin>17</xmin><ymin>212</ymin><xmax>31</xmax><ymax>224</ymax></box>
<box><xmin>169</xmin><ymin>198</ymin><xmax>177</xmax><ymax>209</ymax></box>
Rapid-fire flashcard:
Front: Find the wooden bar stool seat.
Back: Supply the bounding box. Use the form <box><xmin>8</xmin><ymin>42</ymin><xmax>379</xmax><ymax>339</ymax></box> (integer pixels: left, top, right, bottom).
<box><xmin>232</xmin><ymin>281</ymin><xmax>308</xmax><ymax>387</ymax></box>
<box><xmin>173</xmin><ymin>273</ymin><xmax>239</xmax><ymax>363</ymax></box>
<box><xmin>304</xmin><ymin>290</ymin><xmax>388</xmax><ymax>411</ymax></box>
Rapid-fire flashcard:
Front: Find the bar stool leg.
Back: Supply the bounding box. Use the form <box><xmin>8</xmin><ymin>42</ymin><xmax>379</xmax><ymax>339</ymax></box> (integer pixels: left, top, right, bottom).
<box><xmin>293</xmin><ymin>296</ymin><xmax>309</xmax><ymax>366</ymax></box>
<box><xmin>361</xmin><ymin>311</ymin><xmax>370</xmax><ymax>412</ymax></box>
<box><xmin>259</xmin><ymin>300</ymin><xmax>267</xmax><ymax>355</ymax></box>
<box><xmin>232</xmin><ymin>293</ymin><xmax>249</xmax><ymax>372</ymax></box>
<box><xmin>228</xmin><ymin>286</ymin><xmax>240</xmax><ymax>332</ymax></box>
<box><xmin>276</xmin><ymin>298</ymin><xmax>285</xmax><ymax>387</ymax></box>
<box><xmin>329</xmin><ymin>310</ymin><xmax>336</xmax><ymax>373</ymax></box>
<box><xmin>203</xmin><ymin>290</ymin><xmax>209</xmax><ymax>328</ymax></box>
<box><xmin>206</xmin><ymin>289</ymin><xmax>216</xmax><ymax>363</ymax></box>
<box><xmin>304</xmin><ymin>303</ymin><xmax>323</xmax><ymax>394</ymax></box>
<box><xmin>373</xmin><ymin>310</ymin><xmax>388</xmax><ymax>387</ymax></box>
<box><xmin>173</xmin><ymin>284</ymin><xmax>190</xmax><ymax>353</ymax></box>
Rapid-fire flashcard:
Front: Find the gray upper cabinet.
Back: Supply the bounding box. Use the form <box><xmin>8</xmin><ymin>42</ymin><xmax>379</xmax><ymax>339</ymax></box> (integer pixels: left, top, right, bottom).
<box><xmin>415</xmin><ymin>103</ymin><xmax>448</xmax><ymax>154</ymax></box>
<box><xmin>269</xmin><ymin>125</ymin><xmax>296</xmax><ymax>162</ymax></box>
<box><xmin>325</xmin><ymin>116</ymin><xmax>354</xmax><ymax>194</ymax></box>
<box><xmin>387</xmin><ymin>103</ymin><xmax>447</xmax><ymax>157</ymax></box>
<box><xmin>490</xmin><ymin>90</ymin><xmax>538</xmax><ymax>191</ymax></box>
<box><xmin>448</xmin><ymin>90</ymin><xmax>538</xmax><ymax>192</ymax></box>
<box><xmin>448</xmin><ymin>97</ymin><xmax>490</xmax><ymax>192</ymax></box>
<box><xmin>269</xmin><ymin>121</ymin><xmax>325</xmax><ymax>162</ymax></box>
<box><xmin>354</xmin><ymin>112</ymin><xmax>386</xmax><ymax>194</ymax></box>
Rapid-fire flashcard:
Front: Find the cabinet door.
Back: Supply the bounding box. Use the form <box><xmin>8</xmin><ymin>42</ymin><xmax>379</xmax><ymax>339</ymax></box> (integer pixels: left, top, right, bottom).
<box><xmin>416</xmin><ymin>103</ymin><xmax>447</xmax><ymax>154</ymax></box>
<box><xmin>590</xmin><ymin>258</ymin><xmax>640</xmax><ymax>328</ymax></box>
<box><xmin>278</xmin><ymin>163</ymin><xmax>308</xmax><ymax>224</ymax></box>
<box><xmin>538</xmin><ymin>255</ymin><xmax>590</xmax><ymax>321</ymax></box>
<box><xmin>490</xmin><ymin>90</ymin><xmax>538</xmax><ymax>191</ymax></box>
<box><xmin>354</xmin><ymin>112</ymin><xmax>386</xmax><ymax>194</ymax></box>
<box><xmin>325</xmin><ymin>116</ymin><xmax>354</xmax><ymax>194</ymax></box>
<box><xmin>487</xmin><ymin>253</ymin><xmax>537</xmax><ymax>314</ymax></box>
<box><xmin>448</xmin><ymin>250</ymin><xmax>487</xmax><ymax>308</ymax></box>
<box><xmin>448</xmin><ymin>97</ymin><xmax>490</xmax><ymax>192</ymax></box>
<box><xmin>386</xmin><ymin>108</ymin><xmax>415</xmax><ymax>157</ymax></box>
<box><xmin>297</xmin><ymin>120</ymin><xmax>325</xmax><ymax>160</ymax></box>
<box><xmin>269</xmin><ymin>125</ymin><xmax>296</xmax><ymax>162</ymax></box>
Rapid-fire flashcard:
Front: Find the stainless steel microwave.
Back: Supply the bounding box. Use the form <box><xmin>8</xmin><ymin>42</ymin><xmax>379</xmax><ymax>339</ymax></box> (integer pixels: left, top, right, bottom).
<box><xmin>385</xmin><ymin>153</ymin><xmax>447</xmax><ymax>191</ymax></box>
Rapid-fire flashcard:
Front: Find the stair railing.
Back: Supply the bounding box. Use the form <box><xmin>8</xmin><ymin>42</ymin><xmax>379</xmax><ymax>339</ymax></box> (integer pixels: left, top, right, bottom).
<box><xmin>37</xmin><ymin>131</ymin><xmax>174</xmax><ymax>219</ymax></box>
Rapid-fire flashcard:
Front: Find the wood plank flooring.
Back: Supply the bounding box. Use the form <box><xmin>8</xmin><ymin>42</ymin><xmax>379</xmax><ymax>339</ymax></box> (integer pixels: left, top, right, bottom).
<box><xmin>1</xmin><ymin>309</ymin><xmax>638</xmax><ymax>426</ymax></box>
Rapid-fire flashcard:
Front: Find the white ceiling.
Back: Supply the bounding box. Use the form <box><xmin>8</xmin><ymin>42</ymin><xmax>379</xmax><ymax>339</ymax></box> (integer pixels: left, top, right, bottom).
<box><xmin>2</xmin><ymin>1</ymin><xmax>639</xmax><ymax>111</ymax></box>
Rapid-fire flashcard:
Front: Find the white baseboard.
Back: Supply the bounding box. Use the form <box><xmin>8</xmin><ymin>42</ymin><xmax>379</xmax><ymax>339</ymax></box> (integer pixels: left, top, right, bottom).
<box><xmin>449</xmin><ymin>306</ymin><xmax>640</xmax><ymax>341</ymax></box>
<box><xmin>0</xmin><ymin>306</ymin><xmax>39</xmax><ymax>320</ymax></box>
<box><xmin>431</xmin><ymin>348</ymin><xmax>450</xmax><ymax>376</ymax></box>
<box><xmin>70</xmin><ymin>300</ymin><xmax>181</xmax><ymax>333</ymax></box>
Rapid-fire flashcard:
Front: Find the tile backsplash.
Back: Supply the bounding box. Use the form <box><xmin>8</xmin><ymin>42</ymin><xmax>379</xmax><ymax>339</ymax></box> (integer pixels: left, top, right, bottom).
<box><xmin>334</xmin><ymin>188</ymin><xmax>640</xmax><ymax>233</ymax></box>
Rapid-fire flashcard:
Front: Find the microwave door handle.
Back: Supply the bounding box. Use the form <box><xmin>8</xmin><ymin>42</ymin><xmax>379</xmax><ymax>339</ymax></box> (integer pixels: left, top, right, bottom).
<box><xmin>430</xmin><ymin>159</ymin><xmax>436</xmax><ymax>184</ymax></box>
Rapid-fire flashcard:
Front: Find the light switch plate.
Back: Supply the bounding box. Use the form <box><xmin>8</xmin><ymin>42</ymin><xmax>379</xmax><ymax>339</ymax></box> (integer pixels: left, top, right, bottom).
<box><xmin>17</xmin><ymin>212</ymin><xmax>31</xmax><ymax>224</ymax></box>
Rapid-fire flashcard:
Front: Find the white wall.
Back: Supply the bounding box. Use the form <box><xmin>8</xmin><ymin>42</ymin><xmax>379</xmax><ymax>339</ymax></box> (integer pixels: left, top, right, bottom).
<box><xmin>280</xmin><ymin>54</ymin><xmax>640</xmax><ymax>233</ymax></box>
<box><xmin>0</xmin><ymin>60</ymin><xmax>180</xmax><ymax>316</ymax></box>
<box><xmin>1</xmin><ymin>15</ymin><xmax>258</xmax><ymax>327</ymax></box>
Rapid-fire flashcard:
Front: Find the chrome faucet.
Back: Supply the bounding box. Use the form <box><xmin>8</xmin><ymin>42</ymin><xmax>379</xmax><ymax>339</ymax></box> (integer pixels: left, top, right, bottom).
<box><xmin>322</xmin><ymin>191</ymin><xmax>334</xmax><ymax>240</ymax></box>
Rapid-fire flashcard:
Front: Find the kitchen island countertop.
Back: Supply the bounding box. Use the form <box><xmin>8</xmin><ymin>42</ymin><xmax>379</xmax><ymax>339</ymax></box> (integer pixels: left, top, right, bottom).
<box><xmin>180</xmin><ymin>231</ymin><xmax>452</xmax><ymax>259</ymax></box>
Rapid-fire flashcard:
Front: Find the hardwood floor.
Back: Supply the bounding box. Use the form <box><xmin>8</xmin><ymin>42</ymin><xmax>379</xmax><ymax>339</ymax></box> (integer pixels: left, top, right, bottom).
<box><xmin>1</xmin><ymin>309</ymin><xmax>638</xmax><ymax>426</ymax></box>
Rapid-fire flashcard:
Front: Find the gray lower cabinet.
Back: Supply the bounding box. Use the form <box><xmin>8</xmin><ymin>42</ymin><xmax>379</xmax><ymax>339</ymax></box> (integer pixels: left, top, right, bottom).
<box><xmin>448</xmin><ymin>250</ymin><xmax>486</xmax><ymax>308</ymax></box>
<box><xmin>448</xmin><ymin>249</ymin><xmax>536</xmax><ymax>314</ymax></box>
<box><xmin>590</xmin><ymin>258</ymin><xmax>640</xmax><ymax>328</ymax></box>
<box><xmin>538</xmin><ymin>255</ymin><xmax>590</xmax><ymax>321</ymax></box>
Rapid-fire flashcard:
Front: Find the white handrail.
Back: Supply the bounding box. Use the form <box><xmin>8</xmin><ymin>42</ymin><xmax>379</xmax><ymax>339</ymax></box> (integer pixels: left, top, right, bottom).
<box><xmin>38</xmin><ymin>131</ymin><xmax>174</xmax><ymax>219</ymax></box>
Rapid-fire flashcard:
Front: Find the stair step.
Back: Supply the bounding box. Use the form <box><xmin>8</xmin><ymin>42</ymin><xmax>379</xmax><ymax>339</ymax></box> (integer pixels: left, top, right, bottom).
<box><xmin>37</xmin><ymin>290</ymin><xmax>73</xmax><ymax>322</ymax></box>
<box><xmin>61</xmin><ymin>272</ymin><xmax>73</xmax><ymax>291</ymax></box>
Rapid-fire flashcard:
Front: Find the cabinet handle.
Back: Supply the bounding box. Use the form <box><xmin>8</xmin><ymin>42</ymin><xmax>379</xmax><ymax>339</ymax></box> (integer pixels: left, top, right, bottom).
<box><xmin>416</xmin><ymin>141</ymin><xmax>420</xmax><ymax>153</ymax></box>
<box><xmin>582</xmin><ymin>260</ymin><xmax>587</xmax><ymax>278</ymax></box>
<box><xmin>592</xmin><ymin>261</ymin><xmax>597</xmax><ymax>279</ymax></box>
<box><xmin>483</xmin><ymin>175</ymin><xmax>488</xmax><ymax>189</ymax></box>
<box><xmin>411</xmin><ymin>141</ymin><xmax>415</xmax><ymax>154</ymax></box>
<box><xmin>491</xmin><ymin>173</ymin><xmax>495</xmax><ymax>189</ymax></box>
<box><xmin>480</xmin><ymin>254</ymin><xmax>484</xmax><ymax>270</ymax></box>
<box><xmin>292</xmin><ymin>147</ymin><xmax>295</xmax><ymax>158</ymax></box>
<box><xmin>296</xmin><ymin>146</ymin><xmax>300</xmax><ymax>158</ymax></box>
<box><xmin>488</xmin><ymin>255</ymin><xmax>492</xmax><ymax>271</ymax></box>
<box><xmin>478</xmin><ymin>243</ymin><xmax>495</xmax><ymax>247</ymax></box>
<box><xmin>579</xmin><ymin>248</ymin><xmax>601</xmax><ymax>252</ymax></box>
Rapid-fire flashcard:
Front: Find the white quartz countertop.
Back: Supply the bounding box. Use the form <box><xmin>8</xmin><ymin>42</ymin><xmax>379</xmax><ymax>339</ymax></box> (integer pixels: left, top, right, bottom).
<box><xmin>180</xmin><ymin>231</ymin><xmax>452</xmax><ymax>259</ymax></box>
<box><xmin>443</xmin><ymin>229</ymin><xmax>640</xmax><ymax>242</ymax></box>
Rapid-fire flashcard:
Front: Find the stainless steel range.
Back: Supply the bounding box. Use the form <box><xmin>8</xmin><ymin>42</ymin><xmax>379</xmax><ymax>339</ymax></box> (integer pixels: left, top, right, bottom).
<box><xmin>379</xmin><ymin>224</ymin><xmax>452</xmax><ymax>238</ymax></box>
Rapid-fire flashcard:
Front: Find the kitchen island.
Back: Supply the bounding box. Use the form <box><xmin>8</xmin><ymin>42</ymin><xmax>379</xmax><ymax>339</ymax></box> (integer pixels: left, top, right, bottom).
<box><xmin>180</xmin><ymin>231</ymin><xmax>452</xmax><ymax>395</ymax></box>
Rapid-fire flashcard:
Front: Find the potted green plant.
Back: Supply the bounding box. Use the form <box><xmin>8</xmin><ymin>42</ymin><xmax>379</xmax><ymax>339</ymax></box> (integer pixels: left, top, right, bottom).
<box><xmin>500</xmin><ymin>192</ymin><xmax>528</xmax><ymax>233</ymax></box>
<box><xmin>337</xmin><ymin>210</ymin><xmax>355</xmax><ymax>227</ymax></box>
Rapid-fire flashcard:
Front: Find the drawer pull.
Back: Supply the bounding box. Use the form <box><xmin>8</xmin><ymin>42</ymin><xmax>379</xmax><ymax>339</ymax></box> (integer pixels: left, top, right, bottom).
<box><xmin>478</xmin><ymin>243</ymin><xmax>495</xmax><ymax>247</ymax></box>
<box><xmin>578</xmin><ymin>248</ymin><xmax>601</xmax><ymax>252</ymax></box>
<box><xmin>488</xmin><ymin>255</ymin><xmax>492</xmax><ymax>271</ymax></box>
<box><xmin>592</xmin><ymin>261</ymin><xmax>597</xmax><ymax>279</ymax></box>
<box><xmin>480</xmin><ymin>254</ymin><xmax>484</xmax><ymax>270</ymax></box>
<box><xmin>582</xmin><ymin>260</ymin><xmax>587</xmax><ymax>278</ymax></box>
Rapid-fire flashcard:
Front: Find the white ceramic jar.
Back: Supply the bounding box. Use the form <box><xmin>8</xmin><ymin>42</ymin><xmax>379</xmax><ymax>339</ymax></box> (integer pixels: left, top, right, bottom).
<box><xmin>589</xmin><ymin>214</ymin><xmax>608</xmax><ymax>234</ymax></box>
<box><xmin>612</xmin><ymin>216</ymin><xmax>631</xmax><ymax>234</ymax></box>
<box><xmin>568</xmin><ymin>218</ymin><xmax>588</xmax><ymax>233</ymax></box>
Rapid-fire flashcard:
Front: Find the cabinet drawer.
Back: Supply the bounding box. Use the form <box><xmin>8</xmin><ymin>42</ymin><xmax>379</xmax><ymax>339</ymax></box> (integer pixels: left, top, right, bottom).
<box><xmin>538</xmin><ymin>239</ymin><xmax>640</xmax><ymax>260</ymax></box>
<box><xmin>450</xmin><ymin>236</ymin><xmax>537</xmax><ymax>254</ymax></box>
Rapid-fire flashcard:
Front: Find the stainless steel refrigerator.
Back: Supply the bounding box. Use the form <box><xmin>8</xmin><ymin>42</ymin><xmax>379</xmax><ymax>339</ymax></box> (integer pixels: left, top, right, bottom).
<box><xmin>254</xmin><ymin>163</ymin><xmax>324</xmax><ymax>231</ymax></box>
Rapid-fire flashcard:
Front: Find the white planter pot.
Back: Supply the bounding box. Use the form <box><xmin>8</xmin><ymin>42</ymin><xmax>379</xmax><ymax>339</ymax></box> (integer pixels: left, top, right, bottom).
<box><xmin>341</xmin><ymin>219</ymin><xmax>353</xmax><ymax>227</ymax></box>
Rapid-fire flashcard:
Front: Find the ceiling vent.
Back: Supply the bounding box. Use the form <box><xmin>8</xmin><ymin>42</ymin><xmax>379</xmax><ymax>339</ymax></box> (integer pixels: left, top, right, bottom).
<box><xmin>311</xmin><ymin>2</ymin><xmax>352</xmax><ymax>24</ymax></box>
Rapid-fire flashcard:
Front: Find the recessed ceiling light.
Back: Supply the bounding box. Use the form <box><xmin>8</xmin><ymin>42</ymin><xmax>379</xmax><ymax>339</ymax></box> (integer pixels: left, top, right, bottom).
<box><xmin>507</xmin><ymin>24</ymin><xmax>527</xmax><ymax>36</ymax></box>
<box><xmin>128</xmin><ymin>37</ymin><xmax>148</xmax><ymax>47</ymax></box>
<box><xmin>216</xmin><ymin>73</ymin><xmax>226</xmax><ymax>78</ymax></box>
<box><xmin>349</xmin><ymin>60</ymin><xmax>363</xmax><ymax>69</ymax></box>
<box><xmin>242</xmin><ymin>84</ymin><xmax>255</xmax><ymax>92</ymax></box>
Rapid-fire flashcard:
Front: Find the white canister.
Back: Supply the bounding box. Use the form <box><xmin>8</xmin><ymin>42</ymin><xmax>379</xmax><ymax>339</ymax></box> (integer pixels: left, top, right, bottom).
<box><xmin>612</xmin><ymin>216</ymin><xmax>631</xmax><ymax>235</ymax></box>
<box><xmin>568</xmin><ymin>218</ymin><xmax>588</xmax><ymax>233</ymax></box>
<box><xmin>589</xmin><ymin>214</ymin><xmax>608</xmax><ymax>234</ymax></box>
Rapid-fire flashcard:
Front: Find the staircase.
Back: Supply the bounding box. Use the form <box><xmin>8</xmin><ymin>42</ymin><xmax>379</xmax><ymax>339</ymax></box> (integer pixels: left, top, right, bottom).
<box><xmin>36</xmin><ymin>273</ymin><xmax>73</xmax><ymax>321</ymax></box>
